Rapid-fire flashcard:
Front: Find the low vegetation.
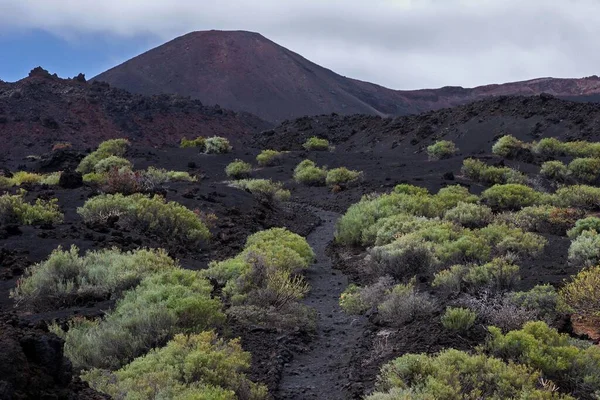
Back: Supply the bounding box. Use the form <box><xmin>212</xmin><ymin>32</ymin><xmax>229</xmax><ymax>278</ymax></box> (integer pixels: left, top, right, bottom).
<box><xmin>441</xmin><ymin>307</ymin><xmax>477</xmax><ymax>332</ymax></box>
<box><xmin>225</xmin><ymin>159</ymin><xmax>252</xmax><ymax>179</ymax></box>
<box><xmin>0</xmin><ymin>191</ymin><xmax>63</xmax><ymax>225</ymax></box>
<box><xmin>0</xmin><ymin>171</ymin><xmax>63</xmax><ymax>188</ymax></box>
<box><xmin>256</xmin><ymin>149</ymin><xmax>285</xmax><ymax>166</ymax></box>
<box><xmin>325</xmin><ymin>167</ymin><xmax>362</xmax><ymax>187</ymax></box>
<box><xmin>12</xmin><ymin>246</ymin><xmax>177</xmax><ymax>308</ymax></box>
<box><xmin>180</xmin><ymin>136</ymin><xmax>206</xmax><ymax>150</ymax></box>
<box><xmin>427</xmin><ymin>140</ymin><xmax>458</xmax><ymax>160</ymax></box>
<box><xmin>559</xmin><ymin>265</ymin><xmax>600</xmax><ymax>320</ymax></box>
<box><xmin>77</xmin><ymin>138</ymin><xmax>130</xmax><ymax>174</ymax></box>
<box><xmin>302</xmin><ymin>136</ymin><xmax>329</xmax><ymax>151</ymax></box>
<box><xmin>230</xmin><ymin>179</ymin><xmax>291</xmax><ymax>202</ymax></box>
<box><xmin>461</xmin><ymin>158</ymin><xmax>527</xmax><ymax>185</ymax></box>
<box><xmin>204</xmin><ymin>136</ymin><xmax>232</xmax><ymax>154</ymax></box>
<box><xmin>83</xmin><ymin>332</ymin><xmax>267</xmax><ymax>400</ymax></box>
<box><xmin>77</xmin><ymin>193</ymin><xmax>211</xmax><ymax>245</ymax></box>
<box><xmin>294</xmin><ymin>159</ymin><xmax>327</xmax><ymax>186</ymax></box>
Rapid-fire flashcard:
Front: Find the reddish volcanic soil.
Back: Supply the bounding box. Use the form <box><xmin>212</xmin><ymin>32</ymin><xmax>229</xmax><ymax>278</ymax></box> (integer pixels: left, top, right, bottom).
<box><xmin>94</xmin><ymin>30</ymin><xmax>600</xmax><ymax>122</ymax></box>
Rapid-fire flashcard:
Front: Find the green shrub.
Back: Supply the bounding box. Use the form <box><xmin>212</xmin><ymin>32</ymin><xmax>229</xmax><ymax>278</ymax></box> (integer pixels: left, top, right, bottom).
<box><xmin>82</xmin><ymin>172</ymin><xmax>107</xmax><ymax>185</ymax></box>
<box><xmin>427</xmin><ymin>140</ymin><xmax>458</xmax><ymax>160</ymax></box>
<box><xmin>204</xmin><ymin>137</ymin><xmax>232</xmax><ymax>154</ymax></box>
<box><xmin>83</xmin><ymin>331</ymin><xmax>267</xmax><ymax>400</ymax></box>
<box><xmin>432</xmin><ymin>264</ymin><xmax>468</xmax><ymax>293</ymax></box>
<box><xmin>568</xmin><ymin>230</ymin><xmax>600</xmax><ymax>267</ymax></box>
<box><xmin>567</xmin><ymin>217</ymin><xmax>600</xmax><ymax>238</ymax></box>
<box><xmin>377</xmin><ymin>279</ymin><xmax>437</xmax><ymax>326</ymax></box>
<box><xmin>492</xmin><ymin>135</ymin><xmax>526</xmax><ymax>157</ymax></box>
<box><xmin>532</xmin><ymin>137</ymin><xmax>566</xmax><ymax>156</ymax></box>
<box><xmin>541</xmin><ymin>160</ymin><xmax>568</xmax><ymax>181</ymax></box>
<box><xmin>77</xmin><ymin>139</ymin><xmax>129</xmax><ymax>174</ymax></box>
<box><xmin>497</xmin><ymin>205</ymin><xmax>583</xmax><ymax>235</ymax></box>
<box><xmin>393</xmin><ymin>184</ymin><xmax>429</xmax><ymax>196</ymax></box>
<box><xmin>444</xmin><ymin>202</ymin><xmax>493</xmax><ymax>228</ymax></box>
<box><xmin>293</xmin><ymin>159</ymin><xmax>327</xmax><ymax>186</ymax></box>
<box><xmin>53</xmin><ymin>270</ymin><xmax>225</xmax><ymax>371</ymax></box>
<box><xmin>302</xmin><ymin>137</ymin><xmax>329</xmax><ymax>151</ymax></box>
<box><xmin>12</xmin><ymin>246</ymin><xmax>177</xmax><ymax>308</ymax></box>
<box><xmin>325</xmin><ymin>167</ymin><xmax>362</xmax><ymax>187</ymax></box>
<box><xmin>553</xmin><ymin>185</ymin><xmax>600</xmax><ymax>209</ymax></box>
<box><xmin>567</xmin><ymin>157</ymin><xmax>600</xmax><ymax>183</ymax></box>
<box><xmin>368</xmin><ymin>348</ymin><xmax>570</xmax><ymax>400</ymax></box>
<box><xmin>11</xmin><ymin>171</ymin><xmax>44</xmax><ymax>185</ymax></box>
<box><xmin>245</xmin><ymin>228</ymin><xmax>314</xmax><ymax>265</ymax></box>
<box><xmin>93</xmin><ymin>156</ymin><xmax>132</xmax><ymax>173</ymax></box>
<box><xmin>369</xmin><ymin>234</ymin><xmax>438</xmax><ymax>279</ymax></box>
<box><xmin>143</xmin><ymin>166</ymin><xmax>196</xmax><ymax>184</ymax></box>
<box><xmin>509</xmin><ymin>284</ymin><xmax>559</xmax><ymax>323</ymax></box>
<box><xmin>486</xmin><ymin>321</ymin><xmax>600</xmax><ymax>398</ymax></box>
<box><xmin>482</xmin><ymin>184</ymin><xmax>541</xmax><ymax>210</ymax></box>
<box><xmin>230</xmin><ymin>179</ymin><xmax>290</xmax><ymax>202</ymax></box>
<box><xmin>40</xmin><ymin>172</ymin><xmax>62</xmax><ymax>186</ymax></box>
<box><xmin>478</xmin><ymin>223</ymin><xmax>547</xmax><ymax>257</ymax></box>
<box><xmin>0</xmin><ymin>191</ymin><xmax>63</xmax><ymax>225</ymax></box>
<box><xmin>77</xmin><ymin>193</ymin><xmax>210</xmax><ymax>245</ymax></box>
<box><xmin>256</xmin><ymin>149</ymin><xmax>285</xmax><ymax>166</ymax></box>
<box><xmin>461</xmin><ymin>158</ymin><xmax>527</xmax><ymax>185</ymax></box>
<box><xmin>180</xmin><ymin>136</ymin><xmax>206</xmax><ymax>149</ymax></box>
<box><xmin>433</xmin><ymin>257</ymin><xmax>520</xmax><ymax>293</ymax></box>
<box><xmin>225</xmin><ymin>159</ymin><xmax>252</xmax><ymax>179</ymax></box>
<box><xmin>559</xmin><ymin>265</ymin><xmax>600</xmax><ymax>320</ymax></box>
<box><xmin>441</xmin><ymin>307</ymin><xmax>477</xmax><ymax>332</ymax></box>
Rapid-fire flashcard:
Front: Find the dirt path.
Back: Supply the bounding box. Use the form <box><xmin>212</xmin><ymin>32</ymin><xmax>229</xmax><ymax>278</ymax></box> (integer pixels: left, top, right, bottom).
<box><xmin>276</xmin><ymin>207</ymin><xmax>367</xmax><ymax>400</ymax></box>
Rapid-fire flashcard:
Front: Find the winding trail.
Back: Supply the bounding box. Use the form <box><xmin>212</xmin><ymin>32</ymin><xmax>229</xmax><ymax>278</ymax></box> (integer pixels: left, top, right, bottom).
<box><xmin>276</xmin><ymin>207</ymin><xmax>367</xmax><ymax>400</ymax></box>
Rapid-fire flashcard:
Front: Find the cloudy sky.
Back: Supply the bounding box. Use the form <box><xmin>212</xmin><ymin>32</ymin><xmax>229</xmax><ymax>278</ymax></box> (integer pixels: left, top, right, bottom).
<box><xmin>0</xmin><ymin>0</ymin><xmax>599</xmax><ymax>89</ymax></box>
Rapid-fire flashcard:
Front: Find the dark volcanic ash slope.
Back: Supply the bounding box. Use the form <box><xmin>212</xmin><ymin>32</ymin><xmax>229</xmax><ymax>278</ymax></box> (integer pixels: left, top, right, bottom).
<box><xmin>94</xmin><ymin>30</ymin><xmax>600</xmax><ymax>123</ymax></box>
<box><xmin>0</xmin><ymin>67</ymin><xmax>270</xmax><ymax>160</ymax></box>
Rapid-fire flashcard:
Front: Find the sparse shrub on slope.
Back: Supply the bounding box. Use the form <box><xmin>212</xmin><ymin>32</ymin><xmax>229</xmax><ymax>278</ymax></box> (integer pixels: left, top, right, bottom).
<box><xmin>180</xmin><ymin>136</ymin><xmax>206</xmax><ymax>150</ymax></box>
<box><xmin>553</xmin><ymin>185</ymin><xmax>600</xmax><ymax>209</ymax></box>
<box><xmin>53</xmin><ymin>270</ymin><xmax>225</xmax><ymax>371</ymax></box>
<box><xmin>256</xmin><ymin>149</ymin><xmax>285</xmax><ymax>166</ymax></box>
<box><xmin>302</xmin><ymin>136</ymin><xmax>329</xmax><ymax>151</ymax></box>
<box><xmin>0</xmin><ymin>191</ymin><xmax>63</xmax><ymax>226</ymax></box>
<box><xmin>567</xmin><ymin>216</ymin><xmax>600</xmax><ymax>238</ymax></box>
<box><xmin>495</xmin><ymin>205</ymin><xmax>583</xmax><ymax>235</ymax></box>
<box><xmin>12</xmin><ymin>246</ymin><xmax>177</xmax><ymax>308</ymax></box>
<box><xmin>83</xmin><ymin>331</ymin><xmax>267</xmax><ymax>400</ymax></box>
<box><xmin>433</xmin><ymin>256</ymin><xmax>521</xmax><ymax>293</ymax></box>
<box><xmin>485</xmin><ymin>321</ymin><xmax>600</xmax><ymax>398</ymax></box>
<box><xmin>77</xmin><ymin>193</ymin><xmax>210</xmax><ymax>245</ymax></box>
<box><xmin>427</xmin><ymin>140</ymin><xmax>458</xmax><ymax>160</ymax></box>
<box><xmin>225</xmin><ymin>159</ymin><xmax>252</xmax><ymax>179</ymax></box>
<box><xmin>541</xmin><ymin>160</ymin><xmax>569</xmax><ymax>181</ymax></box>
<box><xmin>461</xmin><ymin>158</ymin><xmax>527</xmax><ymax>185</ymax></box>
<box><xmin>77</xmin><ymin>138</ymin><xmax>130</xmax><ymax>174</ymax></box>
<box><xmin>481</xmin><ymin>184</ymin><xmax>541</xmax><ymax>210</ymax></box>
<box><xmin>444</xmin><ymin>202</ymin><xmax>493</xmax><ymax>228</ymax></box>
<box><xmin>377</xmin><ymin>279</ymin><xmax>436</xmax><ymax>326</ymax></box>
<box><xmin>10</xmin><ymin>171</ymin><xmax>44</xmax><ymax>185</ymax></box>
<box><xmin>367</xmin><ymin>349</ymin><xmax>571</xmax><ymax>400</ymax></box>
<box><xmin>230</xmin><ymin>179</ymin><xmax>290</xmax><ymax>202</ymax></box>
<box><xmin>532</xmin><ymin>137</ymin><xmax>566</xmax><ymax>156</ymax></box>
<box><xmin>325</xmin><ymin>167</ymin><xmax>362</xmax><ymax>187</ymax></box>
<box><xmin>568</xmin><ymin>230</ymin><xmax>600</xmax><ymax>267</ymax></box>
<box><xmin>204</xmin><ymin>136</ymin><xmax>232</xmax><ymax>154</ymax></box>
<box><xmin>509</xmin><ymin>284</ymin><xmax>559</xmax><ymax>323</ymax></box>
<box><xmin>441</xmin><ymin>307</ymin><xmax>477</xmax><ymax>332</ymax></box>
<box><xmin>294</xmin><ymin>159</ymin><xmax>327</xmax><ymax>186</ymax></box>
<box><xmin>567</xmin><ymin>157</ymin><xmax>600</xmax><ymax>183</ymax></box>
<box><xmin>492</xmin><ymin>135</ymin><xmax>527</xmax><ymax>158</ymax></box>
<box><xmin>93</xmin><ymin>156</ymin><xmax>132</xmax><ymax>173</ymax></box>
<box><xmin>559</xmin><ymin>265</ymin><xmax>600</xmax><ymax>320</ymax></box>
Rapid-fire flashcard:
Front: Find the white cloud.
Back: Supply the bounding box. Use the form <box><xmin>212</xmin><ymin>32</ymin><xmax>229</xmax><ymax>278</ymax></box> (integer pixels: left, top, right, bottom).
<box><xmin>1</xmin><ymin>0</ymin><xmax>599</xmax><ymax>89</ymax></box>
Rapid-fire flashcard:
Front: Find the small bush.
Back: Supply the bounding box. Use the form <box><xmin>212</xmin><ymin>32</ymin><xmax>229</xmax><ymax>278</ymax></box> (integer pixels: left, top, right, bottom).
<box><xmin>559</xmin><ymin>265</ymin><xmax>600</xmax><ymax>320</ymax></box>
<box><xmin>294</xmin><ymin>160</ymin><xmax>327</xmax><ymax>186</ymax></box>
<box><xmin>83</xmin><ymin>331</ymin><xmax>267</xmax><ymax>400</ymax></box>
<box><xmin>53</xmin><ymin>270</ymin><xmax>225</xmax><ymax>371</ymax></box>
<box><xmin>302</xmin><ymin>137</ymin><xmax>329</xmax><ymax>151</ymax></box>
<box><xmin>225</xmin><ymin>159</ymin><xmax>252</xmax><ymax>179</ymax></box>
<box><xmin>180</xmin><ymin>136</ymin><xmax>206</xmax><ymax>149</ymax></box>
<box><xmin>498</xmin><ymin>205</ymin><xmax>583</xmax><ymax>235</ymax></box>
<box><xmin>11</xmin><ymin>171</ymin><xmax>44</xmax><ymax>185</ymax></box>
<box><xmin>204</xmin><ymin>136</ymin><xmax>232</xmax><ymax>154</ymax></box>
<box><xmin>567</xmin><ymin>216</ymin><xmax>600</xmax><ymax>238</ymax></box>
<box><xmin>461</xmin><ymin>158</ymin><xmax>527</xmax><ymax>185</ymax></box>
<box><xmin>377</xmin><ymin>279</ymin><xmax>437</xmax><ymax>326</ymax></box>
<box><xmin>427</xmin><ymin>140</ymin><xmax>458</xmax><ymax>160</ymax></box>
<box><xmin>230</xmin><ymin>179</ymin><xmax>290</xmax><ymax>202</ymax></box>
<box><xmin>509</xmin><ymin>284</ymin><xmax>559</xmax><ymax>323</ymax></box>
<box><xmin>77</xmin><ymin>139</ymin><xmax>129</xmax><ymax>174</ymax></box>
<box><xmin>433</xmin><ymin>256</ymin><xmax>521</xmax><ymax>293</ymax></box>
<box><xmin>486</xmin><ymin>321</ymin><xmax>600</xmax><ymax>398</ymax></box>
<box><xmin>541</xmin><ymin>160</ymin><xmax>568</xmax><ymax>181</ymax></box>
<box><xmin>93</xmin><ymin>156</ymin><xmax>132</xmax><ymax>173</ymax></box>
<box><xmin>462</xmin><ymin>291</ymin><xmax>539</xmax><ymax>332</ymax></box>
<box><xmin>40</xmin><ymin>172</ymin><xmax>62</xmax><ymax>186</ymax></box>
<box><xmin>481</xmin><ymin>184</ymin><xmax>541</xmax><ymax>210</ymax></box>
<box><xmin>368</xmin><ymin>349</ymin><xmax>569</xmax><ymax>400</ymax></box>
<box><xmin>82</xmin><ymin>172</ymin><xmax>107</xmax><ymax>185</ymax></box>
<box><xmin>339</xmin><ymin>277</ymin><xmax>394</xmax><ymax>315</ymax></box>
<box><xmin>0</xmin><ymin>191</ymin><xmax>63</xmax><ymax>226</ymax></box>
<box><xmin>256</xmin><ymin>149</ymin><xmax>285</xmax><ymax>166</ymax></box>
<box><xmin>492</xmin><ymin>135</ymin><xmax>526</xmax><ymax>158</ymax></box>
<box><xmin>245</xmin><ymin>228</ymin><xmax>314</xmax><ymax>265</ymax></box>
<box><xmin>532</xmin><ymin>137</ymin><xmax>565</xmax><ymax>156</ymax></box>
<box><xmin>568</xmin><ymin>230</ymin><xmax>600</xmax><ymax>267</ymax></box>
<box><xmin>441</xmin><ymin>307</ymin><xmax>477</xmax><ymax>332</ymax></box>
<box><xmin>393</xmin><ymin>184</ymin><xmax>430</xmax><ymax>196</ymax></box>
<box><xmin>369</xmin><ymin>235</ymin><xmax>438</xmax><ymax>279</ymax></box>
<box><xmin>553</xmin><ymin>185</ymin><xmax>600</xmax><ymax>209</ymax></box>
<box><xmin>142</xmin><ymin>166</ymin><xmax>196</xmax><ymax>185</ymax></box>
<box><xmin>567</xmin><ymin>157</ymin><xmax>600</xmax><ymax>183</ymax></box>
<box><xmin>77</xmin><ymin>193</ymin><xmax>210</xmax><ymax>245</ymax></box>
<box><xmin>325</xmin><ymin>167</ymin><xmax>362</xmax><ymax>187</ymax></box>
<box><xmin>12</xmin><ymin>246</ymin><xmax>177</xmax><ymax>308</ymax></box>
<box><xmin>444</xmin><ymin>202</ymin><xmax>493</xmax><ymax>228</ymax></box>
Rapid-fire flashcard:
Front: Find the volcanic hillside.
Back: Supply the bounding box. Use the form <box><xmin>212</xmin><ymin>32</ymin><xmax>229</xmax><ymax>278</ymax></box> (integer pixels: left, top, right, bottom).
<box><xmin>94</xmin><ymin>30</ymin><xmax>600</xmax><ymax>122</ymax></box>
<box><xmin>0</xmin><ymin>67</ymin><xmax>270</xmax><ymax>161</ymax></box>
